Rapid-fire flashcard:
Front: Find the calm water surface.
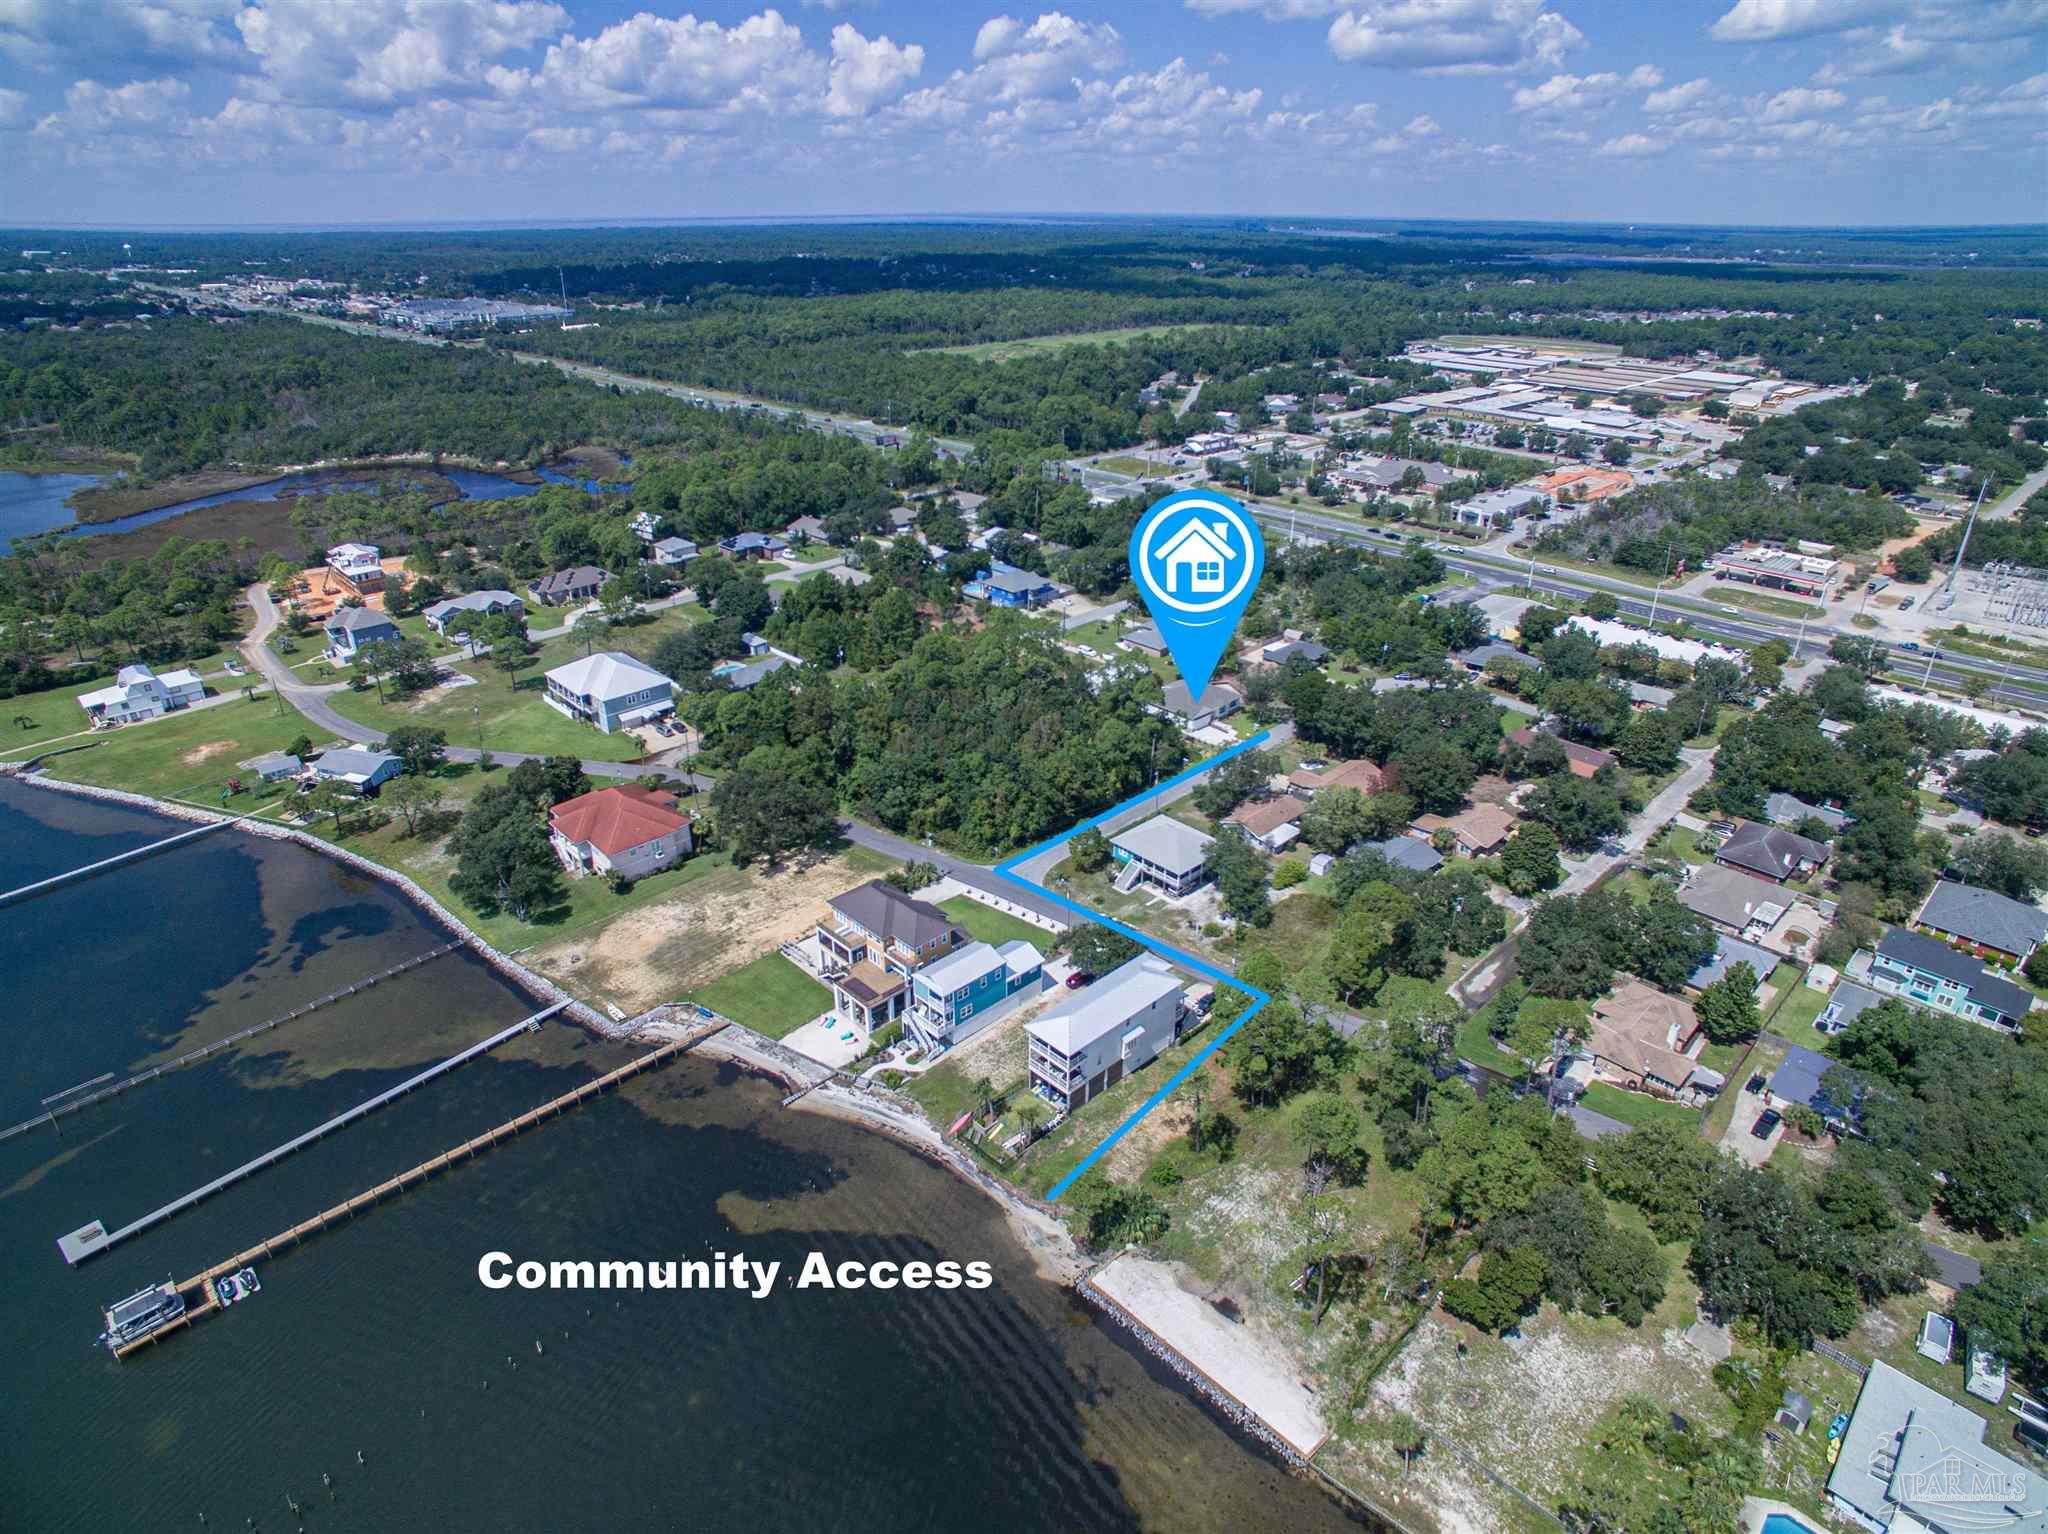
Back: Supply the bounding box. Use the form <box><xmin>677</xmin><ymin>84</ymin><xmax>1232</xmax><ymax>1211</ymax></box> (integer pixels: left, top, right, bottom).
<box><xmin>0</xmin><ymin>779</ymin><xmax>1363</xmax><ymax>1533</ymax></box>
<box><xmin>0</xmin><ymin>464</ymin><xmax>621</xmax><ymax>552</ymax></box>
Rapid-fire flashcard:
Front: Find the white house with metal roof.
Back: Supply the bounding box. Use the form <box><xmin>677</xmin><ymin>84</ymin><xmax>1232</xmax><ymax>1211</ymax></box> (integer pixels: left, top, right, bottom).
<box><xmin>542</xmin><ymin>650</ymin><xmax>673</xmax><ymax>734</ymax></box>
<box><xmin>1026</xmin><ymin>955</ymin><xmax>1187</xmax><ymax>1112</ymax></box>
<box><xmin>1109</xmin><ymin>815</ymin><xmax>1214</xmax><ymax>896</ymax></box>
<box><xmin>77</xmin><ymin>663</ymin><xmax>205</xmax><ymax>725</ymax></box>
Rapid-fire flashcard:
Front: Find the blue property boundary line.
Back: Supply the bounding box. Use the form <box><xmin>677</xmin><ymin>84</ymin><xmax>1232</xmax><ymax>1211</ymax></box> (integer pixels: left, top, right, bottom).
<box><xmin>993</xmin><ymin>730</ymin><xmax>1274</xmax><ymax>1203</ymax></box>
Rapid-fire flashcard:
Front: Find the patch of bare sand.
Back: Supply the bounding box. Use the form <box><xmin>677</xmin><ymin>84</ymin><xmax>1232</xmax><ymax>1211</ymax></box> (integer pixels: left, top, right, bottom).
<box><xmin>181</xmin><ymin>740</ymin><xmax>237</xmax><ymax>765</ymax></box>
<box><xmin>1102</xmin><ymin>1089</ymin><xmax>1196</xmax><ymax>1183</ymax></box>
<box><xmin>527</xmin><ymin>851</ymin><xmax>880</xmax><ymax>1013</ymax></box>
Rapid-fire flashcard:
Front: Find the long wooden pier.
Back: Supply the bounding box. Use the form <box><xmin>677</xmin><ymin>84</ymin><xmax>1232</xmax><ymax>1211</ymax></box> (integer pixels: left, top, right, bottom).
<box><xmin>109</xmin><ymin>1025</ymin><xmax>715</xmax><ymax>1359</ymax></box>
<box><xmin>1</xmin><ymin>941</ymin><xmax>465</xmax><ymax>1146</ymax></box>
<box><xmin>0</xmin><ymin>812</ymin><xmax>248</xmax><ymax>909</ymax></box>
<box><xmin>60</xmin><ymin>1003</ymin><xmax>566</xmax><ymax>1265</ymax></box>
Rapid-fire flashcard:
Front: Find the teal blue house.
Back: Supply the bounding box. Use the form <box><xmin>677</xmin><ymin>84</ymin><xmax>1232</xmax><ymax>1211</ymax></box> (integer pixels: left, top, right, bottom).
<box><xmin>907</xmin><ymin>938</ymin><xmax>1047</xmax><ymax>1052</ymax></box>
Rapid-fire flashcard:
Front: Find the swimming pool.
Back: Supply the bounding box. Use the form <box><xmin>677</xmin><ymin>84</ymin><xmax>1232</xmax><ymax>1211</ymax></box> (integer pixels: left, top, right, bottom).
<box><xmin>1761</xmin><ymin>1513</ymin><xmax>1825</xmax><ymax>1534</ymax></box>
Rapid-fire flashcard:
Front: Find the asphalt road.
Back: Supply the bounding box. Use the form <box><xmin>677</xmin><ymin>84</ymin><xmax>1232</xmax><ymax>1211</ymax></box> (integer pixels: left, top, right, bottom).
<box><xmin>1231</xmin><ymin>497</ymin><xmax>2048</xmax><ymax>711</ymax></box>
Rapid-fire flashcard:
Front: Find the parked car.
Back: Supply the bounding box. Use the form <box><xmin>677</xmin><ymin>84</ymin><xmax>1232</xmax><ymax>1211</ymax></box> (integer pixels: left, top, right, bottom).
<box><xmin>1900</xmin><ymin>596</ymin><xmax>1916</xmax><ymax>611</ymax></box>
<box><xmin>1746</xmin><ymin>1073</ymin><xmax>1767</xmax><ymax>1095</ymax></box>
<box><xmin>1064</xmin><ymin>970</ymin><xmax>1094</xmax><ymax>990</ymax></box>
<box><xmin>1752</xmin><ymin>1109</ymin><xmax>1783</xmax><ymax>1140</ymax></box>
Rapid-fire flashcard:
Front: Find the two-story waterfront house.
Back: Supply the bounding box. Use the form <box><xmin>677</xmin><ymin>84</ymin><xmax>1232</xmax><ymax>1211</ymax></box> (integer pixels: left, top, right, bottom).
<box><xmin>905</xmin><ymin>939</ymin><xmax>1047</xmax><ymax>1052</ymax></box>
<box><xmin>542</xmin><ymin>651</ymin><xmax>674</xmax><ymax>734</ymax></box>
<box><xmin>1027</xmin><ymin>955</ymin><xmax>1188</xmax><ymax>1113</ymax></box>
<box><xmin>77</xmin><ymin>662</ymin><xmax>206</xmax><ymax>725</ymax></box>
<box><xmin>815</xmin><ymin>881</ymin><xmax>967</xmax><ymax>1039</ymax></box>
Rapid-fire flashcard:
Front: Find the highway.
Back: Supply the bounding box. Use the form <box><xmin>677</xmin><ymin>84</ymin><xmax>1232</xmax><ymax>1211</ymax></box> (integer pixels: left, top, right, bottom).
<box><xmin>130</xmin><ymin>280</ymin><xmax>974</xmax><ymax>459</ymax></box>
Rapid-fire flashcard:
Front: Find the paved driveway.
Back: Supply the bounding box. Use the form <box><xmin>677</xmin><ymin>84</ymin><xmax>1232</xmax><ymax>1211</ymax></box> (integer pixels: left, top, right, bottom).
<box><xmin>1722</xmin><ymin>1085</ymin><xmax>1781</xmax><ymax>1165</ymax></box>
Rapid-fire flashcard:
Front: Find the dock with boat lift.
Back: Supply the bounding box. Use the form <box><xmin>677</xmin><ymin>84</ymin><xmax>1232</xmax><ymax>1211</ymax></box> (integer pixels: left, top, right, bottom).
<box><xmin>58</xmin><ymin>1002</ymin><xmax>568</xmax><ymax>1265</ymax></box>
<box><xmin>106</xmin><ymin>1022</ymin><xmax>718</xmax><ymax>1359</ymax></box>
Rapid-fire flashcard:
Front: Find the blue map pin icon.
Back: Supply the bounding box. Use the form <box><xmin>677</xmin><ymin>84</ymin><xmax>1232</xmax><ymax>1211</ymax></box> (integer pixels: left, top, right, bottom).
<box><xmin>1127</xmin><ymin>490</ymin><xmax>1265</xmax><ymax>702</ymax></box>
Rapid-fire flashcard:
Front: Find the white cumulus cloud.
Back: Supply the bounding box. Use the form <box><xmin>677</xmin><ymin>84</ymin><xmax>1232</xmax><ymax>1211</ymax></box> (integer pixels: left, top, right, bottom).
<box><xmin>1596</xmin><ymin>131</ymin><xmax>1666</xmax><ymax>156</ymax></box>
<box><xmin>1326</xmin><ymin>0</ymin><xmax>1584</xmax><ymax>75</ymax></box>
<box><xmin>825</xmin><ymin>24</ymin><xmax>923</xmax><ymax>117</ymax></box>
<box><xmin>1643</xmin><ymin>77</ymin><xmax>1713</xmax><ymax>114</ymax></box>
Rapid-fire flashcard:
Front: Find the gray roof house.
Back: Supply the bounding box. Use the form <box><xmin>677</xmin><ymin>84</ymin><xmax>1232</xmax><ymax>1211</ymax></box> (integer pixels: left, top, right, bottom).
<box><xmin>1456</xmin><ymin>641</ymin><xmax>1538</xmax><ymax>674</ymax></box>
<box><xmin>1688</xmin><ymin>934</ymin><xmax>1778</xmax><ymax>991</ymax></box>
<box><xmin>1161</xmin><ymin>680</ymin><xmax>1243</xmax><ymax>730</ymax></box>
<box><xmin>531</xmin><ymin>565</ymin><xmax>607</xmax><ymax>605</ymax></box>
<box><xmin>247</xmin><ymin>752</ymin><xmax>302</xmax><ymax>782</ymax></box>
<box><xmin>1865</xmin><ymin>927</ymin><xmax>2036</xmax><ymax>1030</ymax></box>
<box><xmin>1363</xmin><ymin>836</ymin><xmax>1443</xmax><ymax>874</ymax></box>
<box><xmin>311</xmin><ymin>747</ymin><xmax>402</xmax><ymax>792</ymax></box>
<box><xmin>1914</xmin><ymin>879</ymin><xmax>2048</xmax><ymax>962</ymax></box>
<box><xmin>1110</xmin><ymin>815</ymin><xmax>1214</xmax><ymax>897</ymax></box>
<box><xmin>719</xmin><ymin>531</ymin><xmax>788</xmax><ymax>559</ymax></box>
<box><xmin>1261</xmin><ymin>638</ymin><xmax>1330</xmax><ymax>666</ymax></box>
<box><xmin>322</xmin><ymin>606</ymin><xmax>401</xmax><ymax>658</ymax></box>
<box><xmin>1714</xmin><ymin>820</ymin><xmax>1829</xmax><ymax>884</ymax></box>
<box><xmin>422</xmin><ymin>589</ymin><xmax>523</xmax><ymax>633</ymax></box>
<box><xmin>1121</xmin><ymin>623</ymin><xmax>1168</xmax><ymax>656</ymax></box>
<box><xmin>1826</xmin><ymin>1359</ymin><xmax>2048</xmax><ymax>1533</ymax></box>
<box><xmin>650</xmin><ymin>536</ymin><xmax>699</xmax><ymax>567</ymax></box>
<box><xmin>1765</xmin><ymin>792</ymin><xmax>1853</xmax><ymax>834</ymax></box>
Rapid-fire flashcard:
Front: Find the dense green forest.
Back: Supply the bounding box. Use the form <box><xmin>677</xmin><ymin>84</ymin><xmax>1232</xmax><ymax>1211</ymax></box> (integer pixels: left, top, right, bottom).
<box><xmin>7</xmin><ymin>220</ymin><xmax>2042</xmax><ymax>477</ymax></box>
<box><xmin>1535</xmin><ymin>477</ymin><xmax>1914</xmax><ymax>573</ymax></box>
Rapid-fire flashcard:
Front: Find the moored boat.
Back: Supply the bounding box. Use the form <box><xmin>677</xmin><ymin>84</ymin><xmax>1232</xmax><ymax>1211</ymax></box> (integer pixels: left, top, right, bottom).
<box><xmin>99</xmin><ymin>1280</ymin><xmax>185</xmax><ymax>1351</ymax></box>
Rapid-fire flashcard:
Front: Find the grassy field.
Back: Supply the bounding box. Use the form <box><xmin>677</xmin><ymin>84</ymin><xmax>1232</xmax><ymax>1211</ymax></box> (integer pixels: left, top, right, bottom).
<box><xmin>1703</xmin><ymin>585</ymin><xmax>1827</xmax><ymax>620</ymax></box>
<box><xmin>1095</xmin><ymin>456</ymin><xmax>1171</xmax><ymax>478</ymax></box>
<box><xmin>923</xmin><ymin>324</ymin><xmax>1239</xmax><ymax>363</ymax></box>
<box><xmin>39</xmin><ymin>692</ymin><xmax>324</xmax><ymax>803</ymax></box>
<box><xmin>0</xmin><ymin>649</ymin><xmax>254</xmax><ymax>759</ymax></box>
<box><xmin>938</xmin><ymin>895</ymin><xmax>1055</xmax><ymax>950</ymax></box>
<box><xmin>683</xmin><ymin>951</ymin><xmax>831</xmax><ymax>1038</ymax></box>
<box><xmin>324</xmin><ymin>611</ymin><xmax>707</xmax><ymax>763</ymax></box>
<box><xmin>1580</xmin><ymin>1081</ymin><xmax>1702</xmax><ymax>1132</ymax></box>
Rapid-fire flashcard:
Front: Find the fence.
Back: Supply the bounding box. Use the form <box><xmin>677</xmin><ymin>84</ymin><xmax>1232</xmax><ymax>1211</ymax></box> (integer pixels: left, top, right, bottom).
<box><xmin>1813</xmin><ymin>1340</ymin><xmax>1869</xmax><ymax>1379</ymax></box>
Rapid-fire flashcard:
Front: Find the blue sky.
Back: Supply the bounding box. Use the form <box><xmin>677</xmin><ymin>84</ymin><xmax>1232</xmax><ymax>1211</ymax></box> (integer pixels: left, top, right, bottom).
<box><xmin>0</xmin><ymin>1</ymin><xmax>2042</xmax><ymax>228</ymax></box>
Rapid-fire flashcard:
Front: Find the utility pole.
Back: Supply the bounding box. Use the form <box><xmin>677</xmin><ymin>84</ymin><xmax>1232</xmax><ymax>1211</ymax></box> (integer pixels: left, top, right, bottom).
<box><xmin>1938</xmin><ymin>476</ymin><xmax>1991</xmax><ymax>612</ymax></box>
<box><xmin>1646</xmin><ymin>543</ymin><xmax>1676</xmax><ymax>627</ymax></box>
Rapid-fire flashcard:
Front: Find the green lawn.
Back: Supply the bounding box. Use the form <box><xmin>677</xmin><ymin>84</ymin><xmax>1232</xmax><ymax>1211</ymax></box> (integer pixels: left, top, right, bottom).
<box><xmin>1767</xmin><ymin>968</ymin><xmax>1830</xmax><ymax>1037</ymax></box>
<box><xmin>1579</xmin><ymin>1081</ymin><xmax>1702</xmax><ymax>1132</ymax></box>
<box><xmin>1454</xmin><ymin>1007</ymin><xmax>1527</xmax><ymax>1071</ymax></box>
<box><xmin>683</xmin><ymin>951</ymin><xmax>832</xmax><ymax>1039</ymax></box>
<box><xmin>39</xmin><ymin>691</ymin><xmax>325</xmax><ymax>803</ymax></box>
<box><xmin>1703</xmin><ymin>585</ymin><xmax>1826</xmax><ymax>620</ymax></box>
<box><xmin>1096</xmin><ymin>456</ymin><xmax>1171</xmax><ymax>478</ymax></box>
<box><xmin>1646</xmin><ymin>825</ymin><xmax>1714</xmax><ymax>864</ymax></box>
<box><xmin>938</xmin><ymin>895</ymin><xmax>1054</xmax><ymax>950</ymax></box>
<box><xmin>325</xmin><ymin>619</ymin><xmax>713</xmax><ymax>762</ymax></box>
<box><xmin>0</xmin><ymin>657</ymin><xmax>248</xmax><ymax>759</ymax></box>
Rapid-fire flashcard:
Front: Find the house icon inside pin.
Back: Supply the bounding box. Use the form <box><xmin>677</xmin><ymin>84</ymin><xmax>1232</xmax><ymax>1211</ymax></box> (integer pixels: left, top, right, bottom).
<box><xmin>1156</xmin><ymin>518</ymin><xmax>1234</xmax><ymax>596</ymax></box>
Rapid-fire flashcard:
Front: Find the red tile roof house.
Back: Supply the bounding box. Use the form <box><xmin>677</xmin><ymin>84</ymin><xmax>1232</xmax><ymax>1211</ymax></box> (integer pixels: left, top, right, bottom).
<box><xmin>1508</xmin><ymin>727</ymin><xmax>1615</xmax><ymax>779</ymax></box>
<box><xmin>548</xmin><ymin>785</ymin><xmax>694</xmax><ymax>879</ymax></box>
